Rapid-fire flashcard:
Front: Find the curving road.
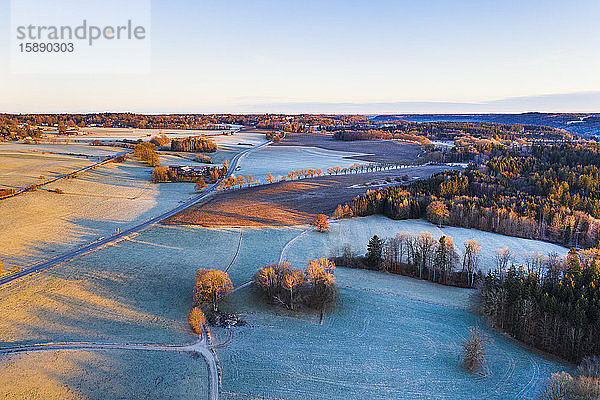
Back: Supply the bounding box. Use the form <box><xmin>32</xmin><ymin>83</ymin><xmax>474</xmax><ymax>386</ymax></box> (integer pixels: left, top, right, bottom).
<box><xmin>0</xmin><ymin>139</ymin><xmax>272</xmax><ymax>287</ymax></box>
<box><xmin>0</xmin><ymin>327</ymin><xmax>221</xmax><ymax>400</ymax></box>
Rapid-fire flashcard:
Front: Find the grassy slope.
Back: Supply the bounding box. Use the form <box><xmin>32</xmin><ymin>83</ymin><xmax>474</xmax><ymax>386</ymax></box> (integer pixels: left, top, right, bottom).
<box><xmin>284</xmin><ymin>216</ymin><xmax>568</xmax><ymax>273</ymax></box>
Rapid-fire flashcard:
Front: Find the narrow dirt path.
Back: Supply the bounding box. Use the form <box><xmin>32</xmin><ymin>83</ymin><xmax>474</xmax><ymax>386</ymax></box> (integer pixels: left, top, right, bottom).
<box><xmin>278</xmin><ymin>227</ymin><xmax>313</xmax><ymax>264</ymax></box>
<box><xmin>0</xmin><ymin>327</ymin><xmax>220</xmax><ymax>400</ymax></box>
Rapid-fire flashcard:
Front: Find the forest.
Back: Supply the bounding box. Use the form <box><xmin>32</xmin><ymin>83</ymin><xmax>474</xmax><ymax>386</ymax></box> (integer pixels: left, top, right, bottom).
<box><xmin>340</xmin><ymin>143</ymin><xmax>600</xmax><ymax>249</ymax></box>
<box><xmin>478</xmin><ymin>247</ymin><xmax>600</xmax><ymax>362</ymax></box>
<box><xmin>333</xmin><ymin>120</ymin><xmax>573</xmax><ymax>143</ymax></box>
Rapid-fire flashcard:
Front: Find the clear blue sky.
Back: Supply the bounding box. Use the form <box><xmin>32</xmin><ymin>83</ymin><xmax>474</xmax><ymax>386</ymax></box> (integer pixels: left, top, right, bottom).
<box><xmin>1</xmin><ymin>0</ymin><xmax>599</xmax><ymax>113</ymax></box>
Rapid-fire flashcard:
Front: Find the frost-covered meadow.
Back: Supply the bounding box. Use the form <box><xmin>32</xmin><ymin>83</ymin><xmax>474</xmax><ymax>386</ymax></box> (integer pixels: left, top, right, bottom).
<box><xmin>284</xmin><ymin>216</ymin><xmax>569</xmax><ymax>272</ymax></box>
<box><xmin>0</xmin><ymin>157</ymin><xmax>196</xmax><ymax>268</ymax></box>
<box><xmin>235</xmin><ymin>145</ymin><xmax>370</xmax><ymax>182</ymax></box>
<box><xmin>0</xmin><ymin>221</ymin><xmax>570</xmax><ymax>399</ymax></box>
<box><xmin>0</xmin><ymin>135</ymin><xmax>573</xmax><ymax>400</ymax></box>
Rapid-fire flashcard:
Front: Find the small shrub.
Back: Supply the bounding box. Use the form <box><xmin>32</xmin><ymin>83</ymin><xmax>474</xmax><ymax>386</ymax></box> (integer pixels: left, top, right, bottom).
<box><xmin>461</xmin><ymin>327</ymin><xmax>490</xmax><ymax>374</ymax></box>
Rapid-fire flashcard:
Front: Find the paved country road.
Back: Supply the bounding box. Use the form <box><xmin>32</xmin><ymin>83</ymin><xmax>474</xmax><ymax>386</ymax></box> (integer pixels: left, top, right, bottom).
<box><xmin>0</xmin><ymin>149</ymin><xmax>133</xmax><ymax>201</ymax></box>
<box><xmin>0</xmin><ymin>139</ymin><xmax>272</xmax><ymax>287</ymax></box>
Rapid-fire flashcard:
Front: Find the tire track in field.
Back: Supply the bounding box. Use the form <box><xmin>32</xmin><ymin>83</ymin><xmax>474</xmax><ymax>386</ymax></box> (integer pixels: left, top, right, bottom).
<box><xmin>279</xmin><ymin>227</ymin><xmax>313</xmax><ymax>264</ymax></box>
<box><xmin>225</xmin><ymin>230</ymin><xmax>243</xmax><ymax>273</ymax></box>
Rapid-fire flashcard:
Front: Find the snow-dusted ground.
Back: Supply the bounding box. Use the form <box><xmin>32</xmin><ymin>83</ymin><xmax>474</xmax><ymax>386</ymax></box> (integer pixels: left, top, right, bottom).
<box><xmin>235</xmin><ymin>145</ymin><xmax>371</xmax><ymax>182</ymax></box>
<box><xmin>0</xmin><ymin>222</ymin><xmax>569</xmax><ymax>399</ymax></box>
<box><xmin>0</xmin><ymin>158</ymin><xmax>198</xmax><ymax>268</ymax></box>
<box><xmin>0</xmin><ymin>134</ymin><xmax>573</xmax><ymax>399</ymax></box>
<box><xmin>284</xmin><ymin>216</ymin><xmax>568</xmax><ymax>273</ymax></box>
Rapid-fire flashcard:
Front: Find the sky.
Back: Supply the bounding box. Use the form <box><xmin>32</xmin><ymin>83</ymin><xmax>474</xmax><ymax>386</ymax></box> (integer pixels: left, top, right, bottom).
<box><xmin>1</xmin><ymin>0</ymin><xmax>599</xmax><ymax>114</ymax></box>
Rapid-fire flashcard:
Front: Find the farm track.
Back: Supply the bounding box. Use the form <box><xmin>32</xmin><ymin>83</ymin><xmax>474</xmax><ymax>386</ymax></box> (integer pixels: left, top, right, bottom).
<box><xmin>278</xmin><ymin>227</ymin><xmax>313</xmax><ymax>264</ymax></box>
<box><xmin>225</xmin><ymin>231</ymin><xmax>243</xmax><ymax>272</ymax></box>
<box><xmin>0</xmin><ymin>326</ymin><xmax>221</xmax><ymax>400</ymax></box>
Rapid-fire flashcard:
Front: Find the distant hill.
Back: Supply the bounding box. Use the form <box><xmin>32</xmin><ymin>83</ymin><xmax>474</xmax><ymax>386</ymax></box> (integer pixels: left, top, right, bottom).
<box><xmin>371</xmin><ymin>113</ymin><xmax>600</xmax><ymax>137</ymax></box>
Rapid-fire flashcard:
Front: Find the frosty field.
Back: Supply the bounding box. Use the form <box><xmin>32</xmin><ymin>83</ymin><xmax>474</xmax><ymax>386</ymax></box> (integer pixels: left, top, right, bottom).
<box><xmin>218</xmin><ymin>271</ymin><xmax>567</xmax><ymax>400</ymax></box>
<box><xmin>0</xmin><ymin>148</ymin><xmax>92</xmax><ymax>189</ymax></box>
<box><xmin>235</xmin><ymin>145</ymin><xmax>370</xmax><ymax>182</ymax></box>
<box><xmin>0</xmin><ymin>134</ymin><xmax>574</xmax><ymax>400</ymax></box>
<box><xmin>0</xmin><ymin>219</ymin><xmax>570</xmax><ymax>399</ymax></box>
<box><xmin>284</xmin><ymin>216</ymin><xmax>569</xmax><ymax>272</ymax></box>
<box><xmin>0</xmin><ymin>157</ymin><xmax>197</xmax><ymax>269</ymax></box>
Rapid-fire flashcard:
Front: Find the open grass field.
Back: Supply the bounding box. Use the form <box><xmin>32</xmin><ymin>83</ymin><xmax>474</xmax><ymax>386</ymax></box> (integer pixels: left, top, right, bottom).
<box><xmin>275</xmin><ymin>133</ymin><xmax>424</xmax><ymax>163</ymax></box>
<box><xmin>284</xmin><ymin>216</ymin><xmax>569</xmax><ymax>272</ymax></box>
<box><xmin>235</xmin><ymin>145</ymin><xmax>370</xmax><ymax>183</ymax></box>
<box><xmin>0</xmin><ymin>218</ymin><xmax>570</xmax><ymax>399</ymax></box>
<box><xmin>218</xmin><ymin>272</ymin><xmax>567</xmax><ymax>400</ymax></box>
<box><xmin>0</xmin><ymin>134</ymin><xmax>573</xmax><ymax>399</ymax></box>
<box><xmin>0</xmin><ymin>225</ymin><xmax>292</xmax><ymax>400</ymax></box>
<box><xmin>165</xmin><ymin>165</ymin><xmax>452</xmax><ymax>228</ymax></box>
<box><xmin>0</xmin><ymin>157</ymin><xmax>196</xmax><ymax>269</ymax></box>
<box><xmin>0</xmin><ymin>148</ymin><xmax>92</xmax><ymax>190</ymax></box>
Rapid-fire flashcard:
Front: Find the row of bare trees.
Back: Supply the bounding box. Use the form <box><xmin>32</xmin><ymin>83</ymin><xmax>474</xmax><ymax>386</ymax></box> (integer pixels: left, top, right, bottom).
<box><xmin>217</xmin><ymin>174</ymin><xmax>259</xmax><ymax>190</ymax></box>
<box><xmin>380</xmin><ymin>232</ymin><xmax>482</xmax><ymax>287</ymax></box>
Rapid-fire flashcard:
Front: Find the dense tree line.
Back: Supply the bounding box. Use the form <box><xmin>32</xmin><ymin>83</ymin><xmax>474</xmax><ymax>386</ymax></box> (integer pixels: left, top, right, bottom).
<box><xmin>334</xmin><ymin>233</ymin><xmax>483</xmax><ymax>288</ymax></box>
<box><xmin>477</xmin><ymin>247</ymin><xmax>600</xmax><ymax>362</ymax></box>
<box><xmin>170</xmin><ymin>137</ymin><xmax>217</xmax><ymax>153</ymax></box>
<box><xmin>339</xmin><ymin>143</ymin><xmax>600</xmax><ymax>249</ymax></box>
<box><xmin>333</xmin><ymin>130</ymin><xmax>432</xmax><ymax>144</ymax></box>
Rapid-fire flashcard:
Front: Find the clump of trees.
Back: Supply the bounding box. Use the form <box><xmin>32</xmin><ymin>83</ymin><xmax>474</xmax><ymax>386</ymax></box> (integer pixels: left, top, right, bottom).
<box><xmin>134</xmin><ymin>142</ymin><xmax>160</xmax><ymax>166</ymax></box>
<box><xmin>195</xmin><ymin>178</ymin><xmax>207</xmax><ymax>192</ymax></box>
<box><xmin>152</xmin><ymin>162</ymin><xmax>227</xmax><ymax>184</ymax></box>
<box><xmin>194</xmin><ymin>154</ymin><xmax>211</xmax><ymax>163</ymax></box>
<box><xmin>311</xmin><ymin>214</ymin><xmax>330</xmax><ymax>232</ymax></box>
<box><xmin>477</xmin><ymin>246</ymin><xmax>600</xmax><ymax>362</ymax></box>
<box><xmin>171</xmin><ymin>136</ymin><xmax>217</xmax><ymax>153</ymax></box>
<box><xmin>193</xmin><ymin>269</ymin><xmax>234</xmax><ymax>312</ymax></box>
<box><xmin>150</xmin><ymin>134</ymin><xmax>170</xmax><ymax>146</ymax></box>
<box><xmin>151</xmin><ymin>166</ymin><xmax>169</xmax><ymax>183</ymax></box>
<box><xmin>254</xmin><ymin>259</ymin><xmax>338</xmax><ymax>323</ymax></box>
<box><xmin>461</xmin><ymin>328</ymin><xmax>490</xmax><ymax>375</ymax></box>
<box><xmin>426</xmin><ymin>201</ymin><xmax>449</xmax><ymax>227</ymax></box>
<box><xmin>334</xmin><ymin>233</ymin><xmax>481</xmax><ymax>288</ymax></box>
<box><xmin>266</xmin><ymin>132</ymin><xmax>282</xmax><ymax>142</ymax></box>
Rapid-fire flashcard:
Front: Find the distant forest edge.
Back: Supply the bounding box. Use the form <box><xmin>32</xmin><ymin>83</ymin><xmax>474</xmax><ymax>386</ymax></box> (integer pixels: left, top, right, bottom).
<box><xmin>1</xmin><ymin>112</ymin><xmax>597</xmax><ymax>141</ymax></box>
<box><xmin>372</xmin><ymin>112</ymin><xmax>600</xmax><ymax>138</ymax></box>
